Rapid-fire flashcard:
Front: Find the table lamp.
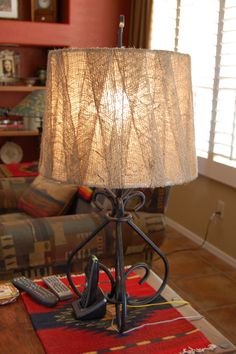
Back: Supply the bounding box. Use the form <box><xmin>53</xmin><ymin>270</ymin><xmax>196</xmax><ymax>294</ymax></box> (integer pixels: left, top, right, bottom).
<box><xmin>39</xmin><ymin>46</ymin><xmax>197</xmax><ymax>332</ymax></box>
<box><xmin>9</xmin><ymin>89</ymin><xmax>45</xmax><ymax>131</ymax></box>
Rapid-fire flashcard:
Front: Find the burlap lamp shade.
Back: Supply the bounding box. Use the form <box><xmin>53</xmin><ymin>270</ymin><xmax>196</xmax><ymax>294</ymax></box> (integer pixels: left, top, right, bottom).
<box><xmin>39</xmin><ymin>48</ymin><xmax>197</xmax><ymax>188</ymax></box>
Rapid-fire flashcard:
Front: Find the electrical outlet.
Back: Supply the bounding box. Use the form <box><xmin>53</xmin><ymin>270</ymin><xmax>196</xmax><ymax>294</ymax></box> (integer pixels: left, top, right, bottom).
<box><xmin>216</xmin><ymin>200</ymin><xmax>225</xmax><ymax>219</ymax></box>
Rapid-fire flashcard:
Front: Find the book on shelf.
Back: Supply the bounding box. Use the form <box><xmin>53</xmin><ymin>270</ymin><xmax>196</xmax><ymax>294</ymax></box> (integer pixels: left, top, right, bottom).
<box><xmin>0</xmin><ymin>116</ymin><xmax>24</xmax><ymax>130</ymax></box>
<box><xmin>0</xmin><ymin>124</ymin><xmax>25</xmax><ymax>130</ymax></box>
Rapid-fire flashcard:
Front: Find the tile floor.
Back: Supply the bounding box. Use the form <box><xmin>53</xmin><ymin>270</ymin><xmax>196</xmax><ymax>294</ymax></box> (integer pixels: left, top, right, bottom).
<box><xmin>152</xmin><ymin>225</ymin><xmax>236</xmax><ymax>346</ymax></box>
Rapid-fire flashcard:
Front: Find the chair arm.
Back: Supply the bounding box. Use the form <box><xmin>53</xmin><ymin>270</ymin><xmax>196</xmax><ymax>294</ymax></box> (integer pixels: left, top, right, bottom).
<box><xmin>0</xmin><ymin>177</ymin><xmax>34</xmax><ymax>213</ymax></box>
<box><xmin>142</xmin><ymin>187</ymin><xmax>171</xmax><ymax>213</ymax></box>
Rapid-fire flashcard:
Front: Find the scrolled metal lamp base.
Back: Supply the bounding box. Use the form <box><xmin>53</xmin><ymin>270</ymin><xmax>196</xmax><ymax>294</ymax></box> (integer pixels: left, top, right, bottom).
<box><xmin>67</xmin><ymin>188</ymin><xmax>169</xmax><ymax>333</ymax></box>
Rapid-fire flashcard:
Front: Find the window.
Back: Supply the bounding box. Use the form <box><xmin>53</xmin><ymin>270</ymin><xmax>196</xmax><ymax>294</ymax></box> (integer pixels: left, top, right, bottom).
<box><xmin>150</xmin><ymin>0</ymin><xmax>236</xmax><ymax>187</ymax></box>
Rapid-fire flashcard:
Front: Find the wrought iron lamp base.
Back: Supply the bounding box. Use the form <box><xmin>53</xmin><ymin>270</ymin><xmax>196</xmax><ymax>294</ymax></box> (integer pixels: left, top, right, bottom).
<box><xmin>67</xmin><ymin>188</ymin><xmax>169</xmax><ymax>333</ymax></box>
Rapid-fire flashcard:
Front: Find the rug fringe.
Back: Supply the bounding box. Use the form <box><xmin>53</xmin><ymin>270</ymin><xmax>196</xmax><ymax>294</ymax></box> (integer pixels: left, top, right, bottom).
<box><xmin>180</xmin><ymin>344</ymin><xmax>217</xmax><ymax>353</ymax></box>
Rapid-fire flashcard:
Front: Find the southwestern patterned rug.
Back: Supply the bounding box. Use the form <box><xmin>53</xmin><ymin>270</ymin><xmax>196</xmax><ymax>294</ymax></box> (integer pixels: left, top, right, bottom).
<box><xmin>21</xmin><ymin>272</ymin><xmax>212</xmax><ymax>354</ymax></box>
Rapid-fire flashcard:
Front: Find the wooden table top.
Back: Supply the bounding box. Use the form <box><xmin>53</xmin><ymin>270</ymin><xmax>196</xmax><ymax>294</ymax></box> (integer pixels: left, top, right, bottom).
<box><xmin>0</xmin><ymin>295</ymin><xmax>44</xmax><ymax>354</ymax></box>
<box><xmin>0</xmin><ymin>272</ymin><xmax>235</xmax><ymax>354</ymax></box>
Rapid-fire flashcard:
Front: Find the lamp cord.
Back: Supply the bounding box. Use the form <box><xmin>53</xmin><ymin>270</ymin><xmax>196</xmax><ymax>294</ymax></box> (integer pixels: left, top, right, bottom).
<box><xmin>154</xmin><ymin>211</ymin><xmax>220</xmax><ymax>260</ymax></box>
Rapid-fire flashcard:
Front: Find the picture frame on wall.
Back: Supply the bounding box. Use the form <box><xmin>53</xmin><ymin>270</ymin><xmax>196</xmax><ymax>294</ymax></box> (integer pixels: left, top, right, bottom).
<box><xmin>0</xmin><ymin>0</ymin><xmax>18</xmax><ymax>19</ymax></box>
<box><xmin>0</xmin><ymin>50</ymin><xmax>20</xmax><ymax>84</ymax></box>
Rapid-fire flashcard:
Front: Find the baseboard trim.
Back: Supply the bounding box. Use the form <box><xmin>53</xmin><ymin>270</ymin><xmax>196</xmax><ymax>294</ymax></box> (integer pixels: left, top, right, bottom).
<box><xmin>165</xmin><ymin>217</ymin><xmax>236</xmax><ymax>269</ymax></box>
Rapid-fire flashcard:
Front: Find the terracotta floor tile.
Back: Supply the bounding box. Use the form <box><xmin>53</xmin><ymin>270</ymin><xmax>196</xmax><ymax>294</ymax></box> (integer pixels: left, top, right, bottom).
<box><xmin>198</xmin><ymin>250</ymin><xmax>236</xmax><ymax>273</ymax></box>
<box><xmin>173</xmin><ymin>273</ymin><xmax>236</xmax><ymax>310</ymax></box>
<box><xmin>164</xmin><ymin>251</ymin><xmax>218</xmax><ymax>279</ymax></box>
<box><xmin>161</xmin><ymin>235</ymin><xmax>197</xmax><ymax>254</ymax></box>
<box><xmin>225</xmin><ymin>270</ymin><xmax>236</xmax><ymax>282</ymax></box>
<box><xmin>205</xmin><ymin>305</ymin><xmax>236</xmax><ymax>346</ymax></box>
<box><xmin>167</xmin><ymin>279</ymin><xmax>198</xmax><ymax>304</ymax></box>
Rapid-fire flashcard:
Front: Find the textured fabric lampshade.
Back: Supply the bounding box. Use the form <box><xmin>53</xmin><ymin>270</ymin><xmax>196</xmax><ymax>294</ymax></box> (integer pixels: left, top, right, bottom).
<box><xmin>9</xmin><ymin>90</ymin><xmax>45</xmax><ymax>118</ymax></box>
<box><xmin>39</xmin><ymin>48</ymin><xmax>197</xmax><ymax>188</ymax></box>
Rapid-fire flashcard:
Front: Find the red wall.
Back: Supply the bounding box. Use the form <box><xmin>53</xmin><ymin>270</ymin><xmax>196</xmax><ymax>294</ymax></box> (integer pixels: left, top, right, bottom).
<box><xmin>67</xmin><ymin>0</ymin><xmax>131</xmax><ymax>47</ymax></box>
<box><xmin>0</xmin><ymin>0</ymin><xmax>131</xmax><ymax>48</ymax></box>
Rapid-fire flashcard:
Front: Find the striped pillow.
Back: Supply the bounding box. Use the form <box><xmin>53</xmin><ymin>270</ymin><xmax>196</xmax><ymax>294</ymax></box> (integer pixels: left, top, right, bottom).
<box><xmin>78</xmin><ymin>186</ymin><xmax>94</xmax><ymax>202</ymax></box>
<box><xmin>18</xmin><ymin>176</ymin><xmax>77</xmax><ymax>217</ymax></box>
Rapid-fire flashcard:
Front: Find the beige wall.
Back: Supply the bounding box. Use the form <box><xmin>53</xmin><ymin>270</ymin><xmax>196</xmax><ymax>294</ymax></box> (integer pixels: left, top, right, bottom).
<box><xmin>166</xmin><ymin>174</ymin><xmax>236</xmax><ymax>259</ymax></box>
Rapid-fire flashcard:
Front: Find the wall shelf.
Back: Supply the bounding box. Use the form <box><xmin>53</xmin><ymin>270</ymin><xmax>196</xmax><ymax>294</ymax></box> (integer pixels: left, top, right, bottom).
<box><xmin>0</xmin><ymin>130</ymin><xmax>39</xmax><ymax>137</ymax></box>
<box><xmin>0</xmin><ymin>86</ymin><xmax>46</xmax><ymax>92</ymax></box>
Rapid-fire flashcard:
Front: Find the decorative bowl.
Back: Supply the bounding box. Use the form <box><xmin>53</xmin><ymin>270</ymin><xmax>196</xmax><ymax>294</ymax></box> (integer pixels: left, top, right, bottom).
<box><xmin>25</xmin><ymin>77</ymin><xmax>37</xmax><ymax>86</ymax></box>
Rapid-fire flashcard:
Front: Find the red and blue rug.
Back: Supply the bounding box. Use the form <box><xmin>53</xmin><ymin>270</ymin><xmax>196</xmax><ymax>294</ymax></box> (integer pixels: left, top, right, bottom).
<box><xmin>21</xmin><ymin>272</ymin><xmax>211</xmax><ymax>354</ymax></box>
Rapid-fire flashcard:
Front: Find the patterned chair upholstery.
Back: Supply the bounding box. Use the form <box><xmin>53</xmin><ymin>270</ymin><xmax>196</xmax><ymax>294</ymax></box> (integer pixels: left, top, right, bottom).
<box><xmin>0</xmin><ymin>177</ymin><xmax>170</xmax><ymax>279</ymax></box>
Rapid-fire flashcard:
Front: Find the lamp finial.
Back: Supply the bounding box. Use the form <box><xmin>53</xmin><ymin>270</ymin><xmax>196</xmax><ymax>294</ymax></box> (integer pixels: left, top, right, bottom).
<box><xmin>118</xmin><ymin>15</ymin><xmax>125</xmax><ymax>48</ymax></box>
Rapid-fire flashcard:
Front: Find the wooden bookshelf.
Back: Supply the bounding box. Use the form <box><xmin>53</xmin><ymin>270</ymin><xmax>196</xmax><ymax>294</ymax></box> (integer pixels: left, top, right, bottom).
<box><xmin>0</xmin><ymin>0</ymin><xmax>129</xmax><ymax>163</ymax></box>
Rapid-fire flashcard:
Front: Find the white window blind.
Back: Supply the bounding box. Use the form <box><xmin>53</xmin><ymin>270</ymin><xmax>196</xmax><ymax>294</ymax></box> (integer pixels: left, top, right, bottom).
<box><xmin>150</xmin><ymin>0</ymin><xmax>236</xmax><ymax>187</ymax></box>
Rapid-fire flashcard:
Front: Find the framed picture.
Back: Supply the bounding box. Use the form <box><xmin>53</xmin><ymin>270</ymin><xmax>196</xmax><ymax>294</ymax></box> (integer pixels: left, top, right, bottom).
<box><xmin>0</xmin><ymin>0</ymin><xmax>18</xmax><ymax>19</ymax></box>
<box><xmin>0</xmin><ymin>50</ymin><xmax>19</xmax><ymax>83</ymax></box>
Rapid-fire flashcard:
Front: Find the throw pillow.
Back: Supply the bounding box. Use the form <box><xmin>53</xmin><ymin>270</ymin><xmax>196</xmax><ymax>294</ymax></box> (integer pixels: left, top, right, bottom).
<box><xmin>78</xmin><ymin>186</ymin><xmax>94</xmax><ymax>202</ymax></box>
<box><xmin>18</xmin><ymin>175</ymin><xmax>77</xmax><ymax>217</ymax></box>
<box><xmin>0</xmin><ymin>177</ymin><xmax>34</xmax><ymax>212</ymax></box>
